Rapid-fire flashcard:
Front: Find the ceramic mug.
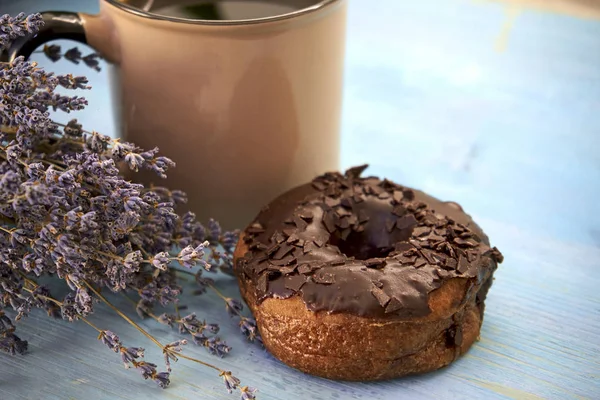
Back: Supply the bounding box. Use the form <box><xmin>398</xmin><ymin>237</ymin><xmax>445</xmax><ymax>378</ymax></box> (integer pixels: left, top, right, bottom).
<box><xmin>7</xmin><ymin>0</ymin><xmax>347</xmax><ymax>230</ymax></box>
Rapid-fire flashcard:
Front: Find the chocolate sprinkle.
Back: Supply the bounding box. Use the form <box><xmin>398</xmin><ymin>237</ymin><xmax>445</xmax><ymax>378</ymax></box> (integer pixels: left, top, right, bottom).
<box><xmin>297</xmin><ymin>264</ymin><xmax>313</xmax><ymax>275</ymax></box>
<box><xmin>413</xmin><ymin>226</ymin><xmax>431</xmax><ymax>237</ymax></box>
<box><xmin>392</xmin><ymin>205</ymin><xmax>406</xmax><ymax>217</ymax></box>
<box><xmin>385</xmin><ymin>218</ymin><xmax>396</xmax><ymax>233</ymax></box>
<box><xmin>457</xmin><ymin>255</ymin><xmax>469</xmax><ymax>274</ymax></box>
<box><xmin>272</xmin><ymin>244</ymin><xmax>294</xmax><ymax>260</ymax></box>
<box><xmin>365</xmin><ymin>258</ymin><xmax>387</xmax><ymax>269</ymax></box>
<box><xmin>371</xmin><ymin>286</ymin><xmax>391</xmax><ymax>307</ymax></box>
<box><xmin>257</xmin><ymin>273</ymin><xmax>268</xmax><ymax>293</ymax></box>
<box><xmin>312</xmin><ymin>271</ymin><xmax>335</xmax><ymax>285</ymax></box>
<box><xmin>238</xmin><ymin>165</ymin><xmax>503</xmax><ymax>318</ymax></box>
<box><xmin>270</xmin><ymin>255</ymin><xmax>296</xmax><ymax>266</ymax></box>
<box><xmin>372</xmin><ymin>280</ymin><xmax>384</xmax><ymax>288</ymax></box>
<box><xmin>344</xmin><ymin>164</ymin><xmax>369</xmax><ymax>178</ymax></box>
<box><xmin>323</xmin><ymin>211</ymin><xmax>337</xmax><ymax>233</ymax></box>
<box><xmin>285</xmin><ymin>275</ymin><xmax>307</xmax><ymax>291</ymax></box>
<box><xmin>392</xmin><ymin>190</ymin><xmax>404</xmax><ymax>203</ymax></box>
<box><xmin>385</xmin><ymin>297</ymin><xmax>403</xmax><ymax>313</ymax></box>
<box><xmin>396</xmin><ymin>214</ymin><xmax>417</xmax><ymax>230</ymax></box>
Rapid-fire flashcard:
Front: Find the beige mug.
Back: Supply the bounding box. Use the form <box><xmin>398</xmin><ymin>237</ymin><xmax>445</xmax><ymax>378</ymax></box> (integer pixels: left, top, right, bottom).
<box><xmin>9</xmin><ymin>0</ymin><xmax>347</xmax><ymax>230</ymax></box>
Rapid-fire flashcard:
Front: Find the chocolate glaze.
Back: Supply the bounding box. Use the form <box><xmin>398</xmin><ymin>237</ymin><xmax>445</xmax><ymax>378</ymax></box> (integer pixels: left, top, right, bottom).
<box><xmin>236</xmin><ymin>165</ymin><xmax>503</xmax><ymax>319</ymax></box>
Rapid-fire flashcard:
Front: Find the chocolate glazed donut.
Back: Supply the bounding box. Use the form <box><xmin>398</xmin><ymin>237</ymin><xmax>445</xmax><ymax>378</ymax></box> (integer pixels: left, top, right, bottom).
<box><xmin>233</xmin><ymin>165</ymin><xmax>503</xmax><ymax>380</ymax></box>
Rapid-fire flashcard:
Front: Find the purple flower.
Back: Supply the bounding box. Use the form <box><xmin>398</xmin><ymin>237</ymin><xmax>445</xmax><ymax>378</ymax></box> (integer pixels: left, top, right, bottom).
<box><xmin>0</xmin><ymin>13</ymin><xmax>44</xmax><ymax>50</ymax></box>
<box><xmin>0</xmin><ymin>11</ymin><xmax>248</xmax><ymax>392</ymax></box>
<box><xmin>177</xmin><ymin>242</ymin><xmax>209</xmax><ymax>269</ymax></box>
<box><xmin>240</xmin><ymin>386</ymin><xmax>258</xmax><ymax>400</ymax></box>
<box><xmin>42</xmin><ymin>44</ymin><xmax>61</xmax><ymax>62</ymax></box>
<box><xmin>0</xmin><ymin>332</ymin><xmax>28</xmax><ymax>355</ymax></box>
<box><xmin>207</xmin><ymin>218</ymin><xmax>221</xmax><ymax>242</ymax></box>
<box><xmin>64</xmin><ymin>47</ymin><xmax>82</xmax><ymax>64</ymax></box>
<box><xmin>63</xmin><ymin>119</ymin><xmax>83</xmax><ymax>136</ymax></box>
<box><xmin>192</xmin><ymin>331</ymin><xmax>209</xmax><ymax>346</ymax></box>
<box><xmin>220</xmin><ymin>230</ymin><xmax>239</xmax><ymax>252</ymax></box>
<box><xmin>153</xmin><ymin>371</ymin><xmax>170</xmax><ymax>388</ymax></box>
<box><xmin>166</xmin><ymin>339</ymin><xmax>187</xmax><ymax>352</ymax></box>
<box><xmin>99</xmin><ymin>330</ymin><xmax>121</xmax><ymax>352</ymax></box>
<box><xmin>151</xmin><ymin>252</ymin><xmax>170</xmax><ymax>270</ymax></box>
<box><xmin>171</xmin><ymin>190</ymin><xmax>187</xmax><ymax>205</ymax></box>
<box><xmin>163</xmin><ymin>339</ymin><xmax>187</xmax><ymax>371</ymax></box>
<box><xmin>74</xmin><ymin>287</ymin><xmax>93</xmax><ymax>315</ymax></box>
<box><xmin>124</xmin><ymin>152</ymin><xmax>144</xmax><ymax>171</ymax></box>
<box><xmin>82</xmin><ymin>53</ymin><xmax>101</xmax><ymax>71</ymax></box>
<box><xmin>120</xmin><ymin>346</ymin><xmax>144</xmax><ymax>367</ymax></box>
<box><xmin>79</xmin><ymin>211</ymin><xmax>98</xmax><ymax>232</ymax></box>
<box><xmin>124</xmin><ymin>196</ymin><xmax>146</xmax><ymax>212</ymax></box>
<box><xmin>57</xmin><ymin>74</ymin><xmax>90</xmax><ymax>90</ymax></box>
<box><xmin>148</xmin><ymin>156</ymin><xmax>175</xmax><ymax>179</ymax></box>
<box><xmin>123</xmin><ymin>251</ymin><xmax>142</xmax><ymax>271</ymax></box>
<box><xmin>220</xmin><ymin>371</ymin><xmax>240</xmax><ymax>393</ymax></box>
<box><xmin>239</xmin><ymin>317</ymin><xmax>260</xmax><ymax>342</ymax></box>
<box><xmin>60</xmin><ymin>292</ymin><xmax>78</xmax><ymax>322</ymax></box>
<box><xmin>177</xmin><ymin>313</ymin><xmax>202</xmax><ymax>334</ymax></box>
<box><xmin>0</xmin><ymin>311</ymin><xmax>14</xmax><ymax>333</ymax></box>
<box><xmin>135</xmin><ymin>361</ymin><xmax>157</xmax><ymax>380</ymax></box>
<box><xmin>225</xmin><ymin>298</ymin><xmax>243</xmax><ymax>317</ymax></box>
<box><xmin>205</xmin><ymin>322</ymin><xmax>220</xmax><ymax>334</ymax></box>
<box><xmin>206</xmin><ymin>337</ymin><xmax>231</xmax><ymax>358</ymax></box>
<box><xmin>157</xmin><ymin>313</ymin><xmax>176</xmax><ymax>327</ymax></box>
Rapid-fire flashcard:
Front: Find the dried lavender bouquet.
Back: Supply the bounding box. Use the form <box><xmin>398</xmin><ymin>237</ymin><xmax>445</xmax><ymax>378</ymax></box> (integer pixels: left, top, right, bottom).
<box><xmin>0</xmin><ymin>12</ymin><xmax>258</xmax><ymax>399</ymax></box>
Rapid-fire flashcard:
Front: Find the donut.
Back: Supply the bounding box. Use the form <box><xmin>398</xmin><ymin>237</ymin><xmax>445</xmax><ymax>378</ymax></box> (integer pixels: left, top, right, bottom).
<box><xmin>233</xmin><ymin>165</ymin><xmax>503</xmax><ymax>381</ymax></box>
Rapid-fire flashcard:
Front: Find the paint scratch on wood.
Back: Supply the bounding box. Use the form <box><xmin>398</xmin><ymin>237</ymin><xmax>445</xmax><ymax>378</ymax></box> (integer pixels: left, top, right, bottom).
<box><xmin>495</xmin><ymin>4</ymin><xmax>521</xmax><ymax>52</ymax></box>
<box><xmin>453</xmin><ymin>375</ymin><xmax>547</xmax><ymax>400</ymax></box>
<box><xmin>476</xmin><ymin>0</ymin><xmax>600</xmax><ymax>20</ymax></box>
<box><xmin>465</xmin><ymin>354</ymin><xmax>590</xmax><ymax>400</ymax></box>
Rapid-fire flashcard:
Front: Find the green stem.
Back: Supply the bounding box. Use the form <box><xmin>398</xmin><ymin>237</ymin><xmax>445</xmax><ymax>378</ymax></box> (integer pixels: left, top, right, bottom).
<box><xmin>83</xmin><ymin>281</ymin><xmax>163</xmax><ymax>349</ymax></box>
<box><xmin>84</xmin><ymin>281</ymin><xmax>223</xmax><ymax>372</ymax></box>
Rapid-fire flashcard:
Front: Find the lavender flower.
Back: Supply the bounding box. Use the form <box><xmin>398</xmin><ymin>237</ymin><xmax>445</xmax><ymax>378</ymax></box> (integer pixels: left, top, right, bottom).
<box><xmin>177</xmin><ymin>313</ymin><xmax>203</xmax><ymax>334</ymax></box>
<box><xmin>205</xmin><ymin>322</ymin><xmax>220</xmax><ymax>334</ymax></box>
<box><xmin>163</xmin><ymin>339</ymin><xmax>187</xmax><ymax>372</ymax></box>
<box><xmin>120</xmin><ymin>346</ymin><xmax>145</xmax><ymax>367</ymax></box>
<box><xmin>99</xmin><ymin>330</ymin><xmax>121</xmax><ymax>352</ymax></box>
<box><xmin>0</xmin><ymin>13</ymin><xmax>44</xmax><ymax>50</ymax></box>
<box><xmin>151</xmin><ymin>252</ymin><xmax>170</xmax><ymax>271</ymax></box>
<box><xmin>157</xmin><ymin>313</ymin><xmax>176</xmax><ymax>327</ymax></box>
<box><xmin>239</xmin><ymin>317</ymin><xmax>261</xmax><ymax>343</ymax></box>
<box><xmin>220</xmin><ymin>371</ymin><xmax>241</xmax><ymax>393</ymax></box>
<box><xmin>240</xmin><ymin>386</ymin><xmax>258</xmax><ymax>400</ymax></box>
<box><xmin>157</xmin><ymin>312</ymin><xmax>227</xmax><ymax>357</ymax></box>
<box><xmin>41</xmin><ymin>44</ymin><xmax>101</xmax><ymax>71</ymax></box>
<box><xmin>135</xmin><ymin>361</ymin><xmax>158</xmax><ymax>379</ymax></box>
<box><xmin>206</xmin><ymin>337</ymin><xmax>231</xmax><ymax>358</ymax></box>
<box><xmin>42</xmin><ymin>44</ymin><xmax>61</xmax><ymax>62</ymax></box>
<box><xmin>0</xmin><ymin>332</ymin><xmax>28</xmax><ymax>355</ymax></box>
<box><xmin>225</xmin><ymin>298</ymin><xmax>243</xmax><ymax>317</ymax></box>
<box><xmin>153</xmin><ymin>371</ymin><xmax>170</xmax><ymax>388</ymax></box>
<box><xmin>177</xmin><ymin>241</ymin><xmax>210</xmax><ymax>269</ymax></box>
<box><xmin>1</xmin><ymin>12</ymin><xmax>254</xmax><ymax>396</ymax></box>
<box><xmin>207</xmin><ymin>218</ymin><xmax>222</xmax><ymax>242</ymax></box>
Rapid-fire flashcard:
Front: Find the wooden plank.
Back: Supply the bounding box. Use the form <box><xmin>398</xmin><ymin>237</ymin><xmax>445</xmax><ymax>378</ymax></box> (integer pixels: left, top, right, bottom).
<box><xmin>1</xmin><ymin>0</ymin><xmax>599</xmax><ymax>399</ymax></box>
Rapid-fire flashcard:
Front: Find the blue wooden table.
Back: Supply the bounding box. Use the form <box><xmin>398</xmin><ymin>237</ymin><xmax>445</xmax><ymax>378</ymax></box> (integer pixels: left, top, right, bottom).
<box><xmin>1</xmin><ymin>0</ymin><xmax>599</xmax><ymax>399</ymax></box>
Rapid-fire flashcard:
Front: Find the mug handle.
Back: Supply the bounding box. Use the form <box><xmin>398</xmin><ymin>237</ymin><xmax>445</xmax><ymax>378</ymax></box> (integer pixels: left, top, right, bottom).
<box><xmin>1</xmin><ymin>11</ymin><xmax>117</xmax><ymax>63</ymax></box>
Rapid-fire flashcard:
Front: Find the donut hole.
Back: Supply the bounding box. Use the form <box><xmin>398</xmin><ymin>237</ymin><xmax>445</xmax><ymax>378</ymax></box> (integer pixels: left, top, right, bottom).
<box><xmin>328</xmin><ymin>231</ymin><xmax>394</xmax><ymax>260</ymax></box>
